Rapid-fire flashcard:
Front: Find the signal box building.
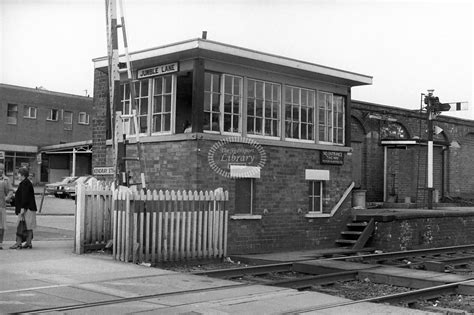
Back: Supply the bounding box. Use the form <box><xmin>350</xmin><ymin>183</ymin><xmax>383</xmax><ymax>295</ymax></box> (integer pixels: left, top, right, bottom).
<box><xmin>92</xmin><ymin>38</ymin><xmax>373</xmax><ymax>254</ymax></box>
<box><xmin>0</xmin><ymin>84</ymin><xmax>93</xmax><ymax>184</ymax></box>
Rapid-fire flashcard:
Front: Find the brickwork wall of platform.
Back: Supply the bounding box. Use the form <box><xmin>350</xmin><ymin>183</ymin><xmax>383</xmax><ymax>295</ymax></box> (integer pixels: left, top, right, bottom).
<box><xmin>370</xmin><ymin>214</ymin><xmax>474</xmax><ymax>251</ymax></box>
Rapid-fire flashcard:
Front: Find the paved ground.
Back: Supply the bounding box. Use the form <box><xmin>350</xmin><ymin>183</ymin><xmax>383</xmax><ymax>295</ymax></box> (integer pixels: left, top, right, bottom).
<box><xmin>4</xmin><ymin>195</ymin><xmax>75</xmax><ymax>242</ymax></box>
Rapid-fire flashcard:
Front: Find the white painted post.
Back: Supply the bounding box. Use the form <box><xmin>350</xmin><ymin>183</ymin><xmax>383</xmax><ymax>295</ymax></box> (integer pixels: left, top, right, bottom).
<box><xmin>75</xmin><ymin>183</ymin><xmax>86</xmax><ymax>254</ymax></box>
<box><xmin>72</xmin><ymin>147</ymin><xmax>76</xmax><ymax>177</ymax></box>
<box><xmin>112</xmin><ymin>189</ymin><xmax>118</xmax><ymax>259</ymax></box>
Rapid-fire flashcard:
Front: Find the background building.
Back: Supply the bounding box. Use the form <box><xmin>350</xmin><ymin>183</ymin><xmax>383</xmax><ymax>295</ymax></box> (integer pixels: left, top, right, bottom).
<box><xmin>0</xmin><ymin>84</ymin><xmax>93</xmax><ymax>184</ymax></box>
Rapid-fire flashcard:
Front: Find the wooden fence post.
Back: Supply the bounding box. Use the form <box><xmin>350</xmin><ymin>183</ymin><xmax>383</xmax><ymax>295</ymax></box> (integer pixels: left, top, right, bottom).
<box><xmin>75</xmin><ymin>184</ymin><xmax>86</xmax><ymax>254</ymax></box>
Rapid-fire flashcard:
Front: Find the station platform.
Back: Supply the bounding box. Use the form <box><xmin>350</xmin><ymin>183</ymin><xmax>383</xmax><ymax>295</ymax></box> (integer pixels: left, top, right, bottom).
<box><xmin>354</xmin><ymin>205</ymin><xmax>474</xmax><ymax>222</ymax></box>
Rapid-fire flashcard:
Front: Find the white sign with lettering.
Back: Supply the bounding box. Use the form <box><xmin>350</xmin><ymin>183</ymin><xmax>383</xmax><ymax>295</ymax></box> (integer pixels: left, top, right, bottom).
<box><xmin>137</xmin><ymin>62</ymin><xmax>178</xmax><ymax>79</ymax></box>
<box><xmin>93</xmin><ymin>167</ymin><xmax>115</xmax><ymax>176</ymax></box>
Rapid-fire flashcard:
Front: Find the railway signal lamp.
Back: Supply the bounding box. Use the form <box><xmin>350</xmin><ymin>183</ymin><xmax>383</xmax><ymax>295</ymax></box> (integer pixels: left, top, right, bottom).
<box><xmin>432</xmin><ymin>99</ymin><xmax>451</xmax><ymax>112</ymax></box>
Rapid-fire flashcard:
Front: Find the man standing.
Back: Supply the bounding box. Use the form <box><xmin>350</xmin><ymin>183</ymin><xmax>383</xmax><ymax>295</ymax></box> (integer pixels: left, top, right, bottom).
<box><xmin>0</xmin><ymin>163</ymin><xmax>14</xmax><ymax>250</ymax></box>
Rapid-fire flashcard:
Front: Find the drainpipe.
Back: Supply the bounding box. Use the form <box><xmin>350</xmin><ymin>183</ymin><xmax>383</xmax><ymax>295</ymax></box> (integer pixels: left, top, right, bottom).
<box><xmin>72</xmin><ymin>148</ymin><xmax>76</xmax><ymax>177</ymax></box>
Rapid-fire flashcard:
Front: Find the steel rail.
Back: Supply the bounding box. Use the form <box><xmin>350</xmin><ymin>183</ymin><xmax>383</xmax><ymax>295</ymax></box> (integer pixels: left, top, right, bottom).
<box><xmin>192</xmin><ymin>262</ymin><xmax>293</xmax><ymax>278</ymax></box>
<box><xmin>268</xmin><ymin>270</ymin><xmax>358</xmax><ymax>290</ymax></box>
<box><xmin>13</xmin><ymin>282</ymin><xmax>251</xmax><ymax>314</ymax></box>
<box><xmin>329</xmin><ymin>244</ymin><xmax>474</xmax><ymax>263</ymax></box>
<box><xmin>429</xmin><ymin>254</ymin><xmax>474</xmax><ymax>266</ymax></box>
<box><xmin>281</xmin><ymin>278</ymin><xmax>474</xmax><ymax>314</ymax></box>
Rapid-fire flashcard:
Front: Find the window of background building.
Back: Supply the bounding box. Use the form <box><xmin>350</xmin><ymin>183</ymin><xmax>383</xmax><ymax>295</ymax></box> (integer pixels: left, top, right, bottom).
<box><xmin>247</xmin><ymin>79</ymin><xmax>281</xmax><ymax>137</ymax></box>
<box><xmin>285</xmin><ymin>86</ymin><xmax>315</xmax><ymax>141</ymax></box>
<box><xmin>318</xmin><ymin>92</ymin><xmax>345</xmax><ymax>145</ymax></box>
<box><xmin>7</xmin><ymin>104</ymin><xmax>18</xmax><ymax>125</ymax></box>
<box><xmin>78</xmin><ymin>112</ymin><xmax>90</xmax><ymax>125</ymax></box>
<box><xmin>47</xmin><ymin>109</ymin><xmax>59</xmax><ymax>121</ymax></box>
<box><xmin>64</xmin><ymin>111</ymin><xmax>73</xmax><ymax>130</ymax></box>
<box><xmin>23</xmin><ymin>106</ymin><xmax>37</xmax><ymax>119</ymax></box>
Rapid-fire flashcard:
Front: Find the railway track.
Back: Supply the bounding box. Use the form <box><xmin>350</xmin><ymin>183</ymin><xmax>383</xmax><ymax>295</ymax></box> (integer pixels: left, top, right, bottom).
<box><xmin>281</xmin><ymin>279</ymin><xmax>474</xmax><ymax>314</ymax></box>
<box><xmin>194</xmin><ymin>244</ymin><xmax>474</xmax><ymax>313</ymax></box>
<box><xmin>13</xmin><ymin>244</ymin><xmax>474</xmax><ymax>314</ymax></box>
<box><xmin>16</xmin><ymin>274</ymin><xmax>474</xmax><ymax>314</ymax></box>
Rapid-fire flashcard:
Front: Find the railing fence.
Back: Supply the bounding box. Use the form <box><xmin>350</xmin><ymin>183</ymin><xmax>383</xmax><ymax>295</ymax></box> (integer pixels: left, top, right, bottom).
<box><xmin>75</xmin><ymin>184</ymin><xmax>229</xmax><ymax>263</ymax></box>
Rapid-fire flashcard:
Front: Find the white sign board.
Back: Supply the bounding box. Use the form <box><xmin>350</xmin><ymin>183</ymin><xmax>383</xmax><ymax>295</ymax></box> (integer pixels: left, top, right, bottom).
<box><xmin>137</xmin><ymin>62</ymin><xmax>178</xmax><ymax>79</ymax></box>
<box><xmin>93</xmin><ymin>167</ymin><xmax>115</xmax><ymax>176</ymax></box>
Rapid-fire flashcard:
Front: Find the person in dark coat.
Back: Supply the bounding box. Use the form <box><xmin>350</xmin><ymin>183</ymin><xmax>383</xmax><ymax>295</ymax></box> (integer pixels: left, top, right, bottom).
<box><xmin>10</xmin><ymin>168</ymin><xmax>37</xmax><ymax>249</ymax></box>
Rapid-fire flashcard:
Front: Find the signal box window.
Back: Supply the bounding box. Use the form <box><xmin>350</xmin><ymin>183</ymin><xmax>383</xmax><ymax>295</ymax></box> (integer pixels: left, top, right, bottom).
<box><xmin>235</xmin><ymin>178</ymin><xmax>255</xmax><ymax>215</ymax></box>
<box><xmin>203</xmin><ymin>72</ymin><xmax>242</xmax><ymax>134</ymax></box>
<box><xmin>309</xmin><ymin>181</ymin><xmax>323</xmax><ymax>213</ymax></box>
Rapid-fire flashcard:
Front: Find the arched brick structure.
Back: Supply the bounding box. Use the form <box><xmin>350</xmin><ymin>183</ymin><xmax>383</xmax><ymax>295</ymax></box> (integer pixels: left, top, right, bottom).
<box><xmin>352</xmin><ymin>100</ymin><xmax>474</xmax><ymax>205</ymax></box>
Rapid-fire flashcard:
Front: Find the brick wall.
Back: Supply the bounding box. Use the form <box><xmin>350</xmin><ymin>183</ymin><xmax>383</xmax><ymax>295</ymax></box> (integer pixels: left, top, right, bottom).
<box><xmin>108</xmin><ymin>138</ymin><xmax>354</xmax><ymax>254</ymax></box>
<box><xmin>0</xmin><ymin>84</ymin><xmax>92</xmax><ymax>147</ymax></box>
<box><xmin>92</xmin><ymin>69</ymin><xmax>109</xmax><ymax>169</ymax></box>
<box><xmin>370</xmin><ymin>214</ymin><xmax>474</xmax><ymax>251</ymax></box>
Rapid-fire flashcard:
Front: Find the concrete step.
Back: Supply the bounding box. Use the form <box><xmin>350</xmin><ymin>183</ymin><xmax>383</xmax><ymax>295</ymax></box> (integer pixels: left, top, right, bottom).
<box><xmin>341</xmin><ymin>231</ymin><xmax>363</xmax><ymax>236</ymax></box>
<box><xmin>335</xmin><ymin>239</ymin><xmax>357</xmax><ymax>245</ymax></box>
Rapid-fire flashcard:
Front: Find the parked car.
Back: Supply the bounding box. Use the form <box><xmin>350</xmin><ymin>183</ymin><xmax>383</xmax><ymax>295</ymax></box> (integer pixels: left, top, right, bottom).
<box><xmin>57</xmin><ymin>176</ymin><xmax>96</xmax><ymax>199</ymax></box>
<box><xmin>47</xmin><ymin>176</ymin><xmax>77</xmax><ymax>196</ymax></box>
<box><xmin>7</xmin><ymin>189</ymin><xmax>15</xmax><ymax>207</ymax></box>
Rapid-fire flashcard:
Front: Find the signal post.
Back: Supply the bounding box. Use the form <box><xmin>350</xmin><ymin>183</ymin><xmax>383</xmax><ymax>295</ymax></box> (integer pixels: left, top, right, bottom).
<box><xmin>423</xmin><ymin>90</ymin><xmax>464</xmax><ymax>209</ymax></box>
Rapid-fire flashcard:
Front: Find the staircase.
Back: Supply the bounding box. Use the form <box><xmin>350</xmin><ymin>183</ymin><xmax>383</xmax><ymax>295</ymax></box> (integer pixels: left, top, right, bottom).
<box><xmin>336</xmin><ymin>218</ymin><xmax>375</xmax><ymax>250</ymax></box>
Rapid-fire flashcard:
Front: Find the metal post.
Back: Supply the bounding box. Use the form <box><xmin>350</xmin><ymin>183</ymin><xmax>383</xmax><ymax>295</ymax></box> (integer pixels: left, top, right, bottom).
<box><xmin>426</xmin><ymin>90</ymin><xmax>434</xmax><ymax>209</ymax></box>
<box><xmin>427</xmin><ymin>113</ymin><xmax>434</xmax><ymax>209</ymax></box>
<box><xmin>383</xmin><ymin>146</ymin><xmax>387</xmax><ymax>202</ymax></box>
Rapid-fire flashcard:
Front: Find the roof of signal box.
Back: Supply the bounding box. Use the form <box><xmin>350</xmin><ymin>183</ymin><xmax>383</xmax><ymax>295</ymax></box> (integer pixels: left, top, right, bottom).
<box><xmin>93</xmin><ymin>38</ymin><xmax>373</xmax><ymax>87</ymax></box>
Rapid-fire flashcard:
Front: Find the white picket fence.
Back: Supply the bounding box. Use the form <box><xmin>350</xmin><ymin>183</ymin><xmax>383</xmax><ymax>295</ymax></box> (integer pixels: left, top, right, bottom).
<box><xmin>113</xmin><ymin>189</ymin><xmax>229</xmax><ymax>264</ymax></box>
<box><xmin>75</xmin><ymin>182</ymin><xmax>113</xmax><ymax>254</ymax></box>
<box><xmin>75</xmin><ymin>184</ymin><xmax>229</xmax><ymax>263</ymax></box>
